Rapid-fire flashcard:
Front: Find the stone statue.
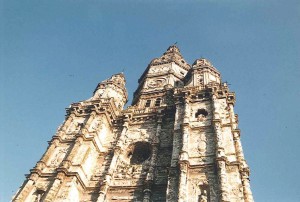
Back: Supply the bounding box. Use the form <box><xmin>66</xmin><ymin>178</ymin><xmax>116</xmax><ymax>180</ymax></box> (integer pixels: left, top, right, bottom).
<box><xmin>199</xmin><ymin>189</ymin><xmax>208</xmax><ymax>202</ymax></box>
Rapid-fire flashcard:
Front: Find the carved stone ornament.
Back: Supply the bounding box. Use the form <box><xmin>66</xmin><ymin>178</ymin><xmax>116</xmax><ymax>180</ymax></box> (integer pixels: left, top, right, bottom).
<box><xmin>149</xmin><ymin>66</ymin><xmax>169</xmax><ymax>74</ymax></box>
<box><xmin>192</xmin><ymin>58</ymin><xmax>213</xmax><ymax>68</ymax></box>
<box><xmin>49</xmin><ymin>147</ymin><xmax>68</xmax><ymax>167</ymax></box>
<box><xmin>147</xmin><ymin>78</ymin><xmax>166</xmax><ymax>88</ymax></box>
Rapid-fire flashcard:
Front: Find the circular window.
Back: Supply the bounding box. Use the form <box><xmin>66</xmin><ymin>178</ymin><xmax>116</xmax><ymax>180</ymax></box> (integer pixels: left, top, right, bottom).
<box><xmin>127</xmin><ymin>142</ymin><xmax>152</xmax><ymax>165</ymax></box>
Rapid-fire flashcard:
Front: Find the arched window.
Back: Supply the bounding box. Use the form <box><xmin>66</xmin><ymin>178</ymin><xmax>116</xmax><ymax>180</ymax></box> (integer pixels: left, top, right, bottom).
<box><xmin>155</xmin><ymin>98</ymin><xmax>162</xmax><ymax>107</ymax></box>
<box><xmin>195</xmin><ymin>109</ymin><xmax>208</xmax><ymax>121</ymax></box>
<box><xmin>145</xmin><ymin>100</ymin><xmax>151</xmax><ymax>107</ymax></box>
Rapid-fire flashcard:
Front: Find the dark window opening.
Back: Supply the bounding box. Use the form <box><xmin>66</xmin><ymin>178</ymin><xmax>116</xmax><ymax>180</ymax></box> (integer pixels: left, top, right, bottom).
<box><xmin>195</xmin><ymin>109</ymin><xmax>208</xmax><ymax>119</ymax></box>
<box><xmin>155</xmin><ymin>98</ymin><xmax>162</xmax><ymax>107</ymax></box>
<box><xmin>130</xmin><ymin>142</ymin><xmax>152</xmax><ymax>165</ymax></box>
<box><xmin>198</xmin><ymin>184</ymin><xmax>210</xmax><ymax>202</ymax></box>
<box><xmin>198</xmin><ymin>94</ymin><xmax>204</xmax><ymax>99</ymax></box>
<box><xmin>145</xmin><ymin>100</ymin><xmax>151</xmax><ymax>107</ymax></box>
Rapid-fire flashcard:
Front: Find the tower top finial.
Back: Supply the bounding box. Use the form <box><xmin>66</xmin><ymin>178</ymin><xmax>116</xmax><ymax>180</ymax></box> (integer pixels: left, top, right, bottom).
<box><xmin>165</xmin><ymin>44</ymin><xmax>180</xmax><ymax>54</ymax></box>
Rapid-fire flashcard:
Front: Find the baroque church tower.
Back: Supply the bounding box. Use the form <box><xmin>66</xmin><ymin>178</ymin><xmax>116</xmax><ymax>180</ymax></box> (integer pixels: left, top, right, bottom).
<box><xmin>13</xmin><ymin>46</ymin><xmax>253</xmax><ymax>202</ymax></box>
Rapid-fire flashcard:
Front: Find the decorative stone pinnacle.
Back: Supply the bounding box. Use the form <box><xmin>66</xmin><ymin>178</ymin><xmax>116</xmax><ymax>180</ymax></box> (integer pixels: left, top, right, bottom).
<box><xmin>192</xmin><ymin>58</ymin><xmax>213</xmax><ymax>68</ymax></box>
<box><xmin>149</xmin><ymin>45</ymin><xmax>190</xmax><ymax>70</ymax></box>
<box><xmin>165</xmin><ymin>45</ymin><xmax>181</xmax><ymax>55</ymax></box>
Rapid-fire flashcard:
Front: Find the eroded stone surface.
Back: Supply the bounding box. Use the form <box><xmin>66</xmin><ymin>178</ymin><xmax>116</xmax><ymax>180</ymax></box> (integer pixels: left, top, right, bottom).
<box><xmin>13</xmin><ymin>46</ymin><xmax>253</xmax><ymax>202</ymax></box>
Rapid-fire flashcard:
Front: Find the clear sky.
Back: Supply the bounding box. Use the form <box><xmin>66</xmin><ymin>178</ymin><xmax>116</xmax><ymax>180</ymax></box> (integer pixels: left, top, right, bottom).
<box><xmin>1</xmin><ymin>0</ymin><xmax>299</xmax><ymax>201</ymax></box>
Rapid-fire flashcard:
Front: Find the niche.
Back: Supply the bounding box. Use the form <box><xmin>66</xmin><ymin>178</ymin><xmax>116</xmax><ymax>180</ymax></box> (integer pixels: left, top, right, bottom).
<box><xmin>195</xmin><ymin>109</ymin><xmax>208</xmax><ymax>122</ymax></box>
<box><xmin>154</xmin><ymin>98</ymin><xmax>162</xmax><ymax>107</ymax></box>
<box><xmin>198</xmin><ymin>184</ymin><xmax>210</xmax><ymax>202</ymax></box>
<box><xmin>127</xmin><ymin>142</ymin><xmax>152</xmax><ymax>165</ymax></box>
<box><xmin>145</xmin><ymin>100</ymin><xmax>151</xmax><ymax>107</ymax></box>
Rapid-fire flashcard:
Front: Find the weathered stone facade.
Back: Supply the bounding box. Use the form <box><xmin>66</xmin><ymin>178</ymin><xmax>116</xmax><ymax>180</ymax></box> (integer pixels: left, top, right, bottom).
<box><xmin>13</xmin><ymin>45</ymin><xmax>253</xmax><ymax>202</ymax></box>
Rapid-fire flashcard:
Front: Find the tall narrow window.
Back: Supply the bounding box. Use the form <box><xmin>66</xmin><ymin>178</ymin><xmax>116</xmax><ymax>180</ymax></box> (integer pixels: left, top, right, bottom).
<box><xmin>145</xmin><ymin>100</ymin><xmax>151</xmax><ymax>107</ymax></box>
<box><xmin>155</xmin><ymin>98</ymin><xmax>161</xmax><ymax>107</ymax></box>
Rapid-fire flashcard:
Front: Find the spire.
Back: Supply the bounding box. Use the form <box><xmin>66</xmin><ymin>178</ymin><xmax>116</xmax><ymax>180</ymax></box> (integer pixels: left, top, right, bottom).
<box><xmin>165</xmin><ymin>44</ymin><xmax>181</xmax><ymax>55</ymax></box>
<box><xmin>91</xmin><ymin>73</ymin><xmax>128</xmax><ymax>109</ymax></box>
<box><xmin>149</xmin><ymin>45</ymin><xmax>190</xmax><ymax>70</ymax></box>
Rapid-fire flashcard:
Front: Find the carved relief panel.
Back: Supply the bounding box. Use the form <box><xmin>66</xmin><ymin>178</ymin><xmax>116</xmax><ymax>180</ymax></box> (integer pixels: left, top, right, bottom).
<box><xmin>66</xmin><ymin>117</ymin><xmax>85</xmax><ymax>135</ymax></box>
<box><xmin>146</xmin><ymin>78</ymin><xmax>167</xmax><ymax>89</ymax></box>
<box><xmin>188</xmin><ymin>168</ymin><xmax>219</xmax><ymax>202</ymax></box>
<box><xmin>46</xmin><ymin>145</ymin><xmax>70</xmax><ymax>172</ymax></box>
<box><xmin>148</xmin><ymin>65</ymin><xmax>170</xmax><ymax>74</ymax></box>
<box><xmin>187</xmin><ymin>176</ymin><xmax>209</xmax><ymax>202</ymax></box>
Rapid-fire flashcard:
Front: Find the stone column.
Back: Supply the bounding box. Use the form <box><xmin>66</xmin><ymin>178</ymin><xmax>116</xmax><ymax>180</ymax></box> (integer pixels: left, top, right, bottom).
<box><xmin>61</xmin><ymin>137</ymin><xmax>84</xmax><ymax>169</ymax></box>
<box><xmin>97</xmin><ymin>148</ymin><xmax>119</xmax><ymax>202</ymax></box>
<box><xmin>81</xmin><ymin>111</ymin><xmax>97</xmax><ymax>134</ymax></box>
<box><xmin>212</xmin><ymin>95</ymin><xmax>229</xmax><ymax>202</ymax></box>
<box><xmin>241</xmin><ymin>170</ymin><xmax>254</xmax><ymax>202</ymax></box>
<box><xmin>181</xmin><ymin>98</ymin><xmax>190</xmax><ymax>160</ymax></box>
<box><xmin>43</xmin><ymin>172</ymin><xmax>65</xmax><ymax>202</ymax></box>
<box><xmin>143</xmin><ymin>115</ymin><xmax>162</xmax><ymax>201</ymax></box>
<box><xmin>13</xmin><ymin>173</ymin><xmax>39</xmax><ymax>202</ymax></box>
<box><xmin>167</xmin><ymin>100</ymin><xmax>183</xmax><ymax>202</ymax></box>
<box><xmin>216</xmin><ymin>160</ymin><xmax>229</xmax><ymax>201</ymax></box>
<box><xmin>60</xmin><ymin>113</ymin><xmax>76</xmax><ymax>131</ymax></box>
<box><xmin>178</xmin><ymin>163</ymin><xmax>188</xmax><ymax>202</ymax></box>
<box><xmin>178</xmin><ymin>97</ymin><xmax>190</xmax><ymax>202</ymax></box>
<box><xmin>228</xmin><ymin>104</ymin><xmax>246</xmax><ymax>165</ymax></box>
<box><xmin>233</xmin><ymin>130</ymin><xmax>246</xmax><ymax>164</ymax></box>
<box><xmin>166</xmin><ymin>168</ymin><xmax>178</xmax><ymax>202</ymax></box>
<box><xmin>229</xmin><ymin>103</ymin><xmax>253</xmax><ymax>201</ymax></box>
<box><xmin>116</xmin><ymin>120</ymin><xmax>129</xmax><ymax>148</ymax></box>
<box><xmin>97</xmin><ymin>121</ymin><xmax>129</xmax><ymax>202</ymax></box>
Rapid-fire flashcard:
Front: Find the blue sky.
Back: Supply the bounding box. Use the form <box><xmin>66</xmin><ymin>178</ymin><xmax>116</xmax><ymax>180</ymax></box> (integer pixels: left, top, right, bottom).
<box><xmin>1</xmin><ymin>0</ymin><xmax>300</xmax><ymax>201</ymax></box>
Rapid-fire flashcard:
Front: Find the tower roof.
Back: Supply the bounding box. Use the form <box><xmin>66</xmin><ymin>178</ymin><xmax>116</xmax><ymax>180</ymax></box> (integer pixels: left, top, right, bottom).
<box><xmin>149</xmin><ymin>45</ymin><xmax>190</xmax><ymax>70</ymax></box>
<box><xmin>192</xmin><ymin>58</ymin><xmax>220</xmax><ymax>74</ymax></box>
<box><xmin>138</xmin><ymin>45</ymin><xmax>190</xmax><ymax>83</ymax></box>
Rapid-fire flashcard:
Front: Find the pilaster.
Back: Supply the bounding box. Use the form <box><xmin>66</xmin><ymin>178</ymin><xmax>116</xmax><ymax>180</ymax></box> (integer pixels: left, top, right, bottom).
<box><xmin>43</xmin><ymin>172</ymin><xmax>65</xmax><ymax>202</ymax></box>
<box><xmin>212</xmin><ymin>95</ymin><xmax>230</xmax><ymax>202</ymax></box>
<box><xmin>178</xmin><ymin>96</ymin><xmax>190</xmax><ymax>202</ymax></box>
<box><xmin>178</xmin><ymin>162</ymin><xmax>188</xmax><ymax>202</ymax></box>
<box><xmin>96</xmin><ymin>120</ymin><xmax>129</xmax><ymax>202</ymax></box>
<box><xmin>142</xmin><ymin>114</ymin><xmax>162</xmax><ymax>201</ymax></box>
<box><xmin>241</xmin><ymin>169</ymin><xmax>254</xmax><ymax>202</ymax></box>
<box><xmin>13</xmin><ymin>173</ymin><xmax>39</xmax><ymax>202</ymax></box>
<box><xmin>167</xmin><ymin>99</ymin><xmax>182</xmax><ymax>202</ymax></box>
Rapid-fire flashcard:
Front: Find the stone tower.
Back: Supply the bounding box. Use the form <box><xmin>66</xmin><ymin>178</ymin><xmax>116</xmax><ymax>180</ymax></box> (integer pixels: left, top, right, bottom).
<box><xmin>13</xmin><ymin>46</ymin><xmax>253</xmax><ymax>202</ymax></box>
